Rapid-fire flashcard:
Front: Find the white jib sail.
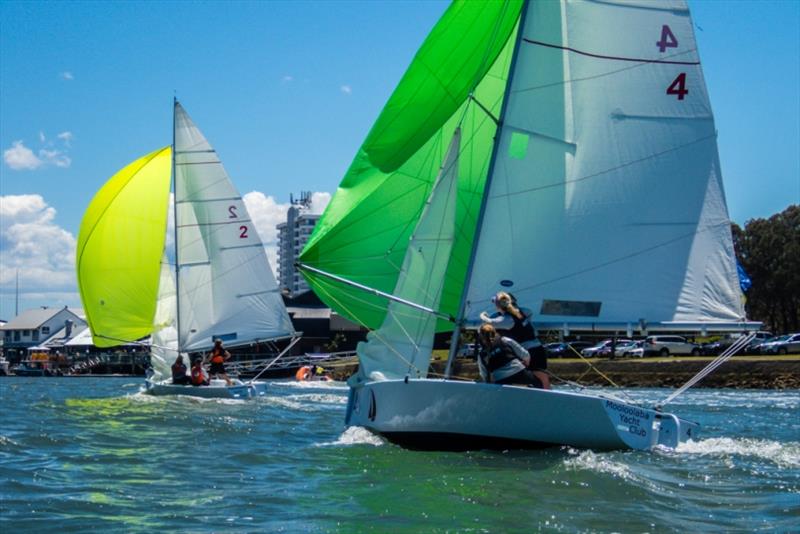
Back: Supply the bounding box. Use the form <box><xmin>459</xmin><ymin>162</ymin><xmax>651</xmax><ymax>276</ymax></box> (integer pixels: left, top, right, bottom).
<box><xmin>463</xmin><ymin>0</ymin><xmax>744</xmax><ymax>328</ymax></box>
<box><xmin>173</xmin><ymin>103</ymin><xmax>295</xmax><ymax>352</ymax></box>
<box><xmin>150</xmin><ymin>253</ymin><xmax>179</xmax><ymax>382</ymax></box>
<box><xmin>354</xmin><ymin>129</ymin><xmax>461</xmax><ymax>382</ymax></box>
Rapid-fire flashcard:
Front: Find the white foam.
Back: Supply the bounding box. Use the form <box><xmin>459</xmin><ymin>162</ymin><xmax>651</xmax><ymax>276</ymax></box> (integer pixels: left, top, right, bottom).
<box><xmin>563</xmin><ymin>450</ymin><xmax>635</xmax><ymax>480</ymax></box>
<box><xmin>676</xmin><ymin>437</ymin><xmax>800</xmax><ymax>468</ymax></box>
<box><xmin>316</xmin><ymin>426</ymin><xmax>385</xmax><ymax>447</ymax></box>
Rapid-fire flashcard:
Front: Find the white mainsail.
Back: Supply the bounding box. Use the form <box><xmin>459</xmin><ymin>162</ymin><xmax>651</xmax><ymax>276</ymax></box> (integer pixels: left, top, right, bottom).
<box><xmin>354</xmin><ymin>129</ymin><xmax>461</xmax><ymax>382</ymax></box>
<box><xmin>463</xmin><ymin>0</ymin><xmax>744</xmax><ymax>329</ymax></box>
<box><xmin>173</xmin><ymin>103</ymin><xmax>295</xmax><ymax>352</ymax></box>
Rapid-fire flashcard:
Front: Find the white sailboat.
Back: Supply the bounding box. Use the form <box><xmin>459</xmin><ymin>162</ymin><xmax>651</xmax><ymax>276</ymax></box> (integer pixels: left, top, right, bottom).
<box><xmin>299</xmin><ymin>0</ymin><xmax>759</xmax><ymax>449</ymax></box>
<box><xmin>77</xmin><ymin>100</ymin><xmax>298</xmax><ymax>399</ymax></box>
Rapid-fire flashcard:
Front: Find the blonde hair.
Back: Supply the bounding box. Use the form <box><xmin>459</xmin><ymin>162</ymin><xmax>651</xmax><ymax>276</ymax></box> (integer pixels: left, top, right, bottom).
<box><xmin>494</xmin><ymin>291</ymin><xmax>523</xmax><ymax>320</ymax></box>
<box><xmin>479</xmin><ymin>323</ymin><xmax>497</xmax><ymax>346</ymax></box>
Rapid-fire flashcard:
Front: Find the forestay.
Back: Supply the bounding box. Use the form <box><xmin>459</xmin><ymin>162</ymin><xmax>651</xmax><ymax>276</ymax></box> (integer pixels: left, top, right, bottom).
<box><xmin>354</xmin><ymin>130</ymin><xmax>461</xmax><ymax>383</ymax></box>
<box><xmin>463</xmin><ymin>0</ymin><xmax>744</xmax><ymax>329</ymax></box>
<box><xmin>173</xmin><ymin>103</ymin><xmax>295</xmax><ymax>352</ymax></box>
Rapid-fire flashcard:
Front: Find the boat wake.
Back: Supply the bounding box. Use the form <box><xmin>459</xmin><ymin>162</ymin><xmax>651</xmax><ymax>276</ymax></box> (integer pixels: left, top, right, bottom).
<box><xmin>563</xmin><ymin>449</ymin><xmax>638</xmax><ymax>481</ymax></box>
<box><xmin>316</xmin><ymin>426</ymin><xmax>385</xmax><ymax>447</ymax></box>
<box><xmin>676</xmin><ymin>437</ymin><xmax>800</xmax><ymax>468</ymax></box>
<box><xmin>266</xmin><ymin>393</ymin><xmax>347</xmax><ymax>412</ymax></box>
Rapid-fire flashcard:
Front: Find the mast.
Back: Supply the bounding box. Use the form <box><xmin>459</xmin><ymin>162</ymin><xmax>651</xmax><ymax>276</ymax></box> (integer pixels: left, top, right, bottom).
<box><xmin>171</xmin><ymin>97</ymin><xmax>181</xmax><ymax>352</ymax></box>
<box><xmin>444</xmin><ymin>0</ymin><xmax>531</xmax><ymax>378</ymax></box>
<box><xmin>15</xmin><ymin>269</ymin><xmax>19</xmax><ymax>316</ymax></box>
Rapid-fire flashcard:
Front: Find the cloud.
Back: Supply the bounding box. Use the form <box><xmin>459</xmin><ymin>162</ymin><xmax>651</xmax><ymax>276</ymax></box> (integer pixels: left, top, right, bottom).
<box><xmin>3</xmin><ymin>141</ymin><xmax>42</xmax><ymax>170</ymax></box>
<box><xmin>242</xmin><ymin>190</ymin><xmax>331</xmax><ymax>272</ymax></box>
<box><xmin>0</xmin><ymin>195</ymin><xmax>78</xmax><ymax>301</ymax></box>
<box><xmin>38</xmin><ymin>149</ymin><xmax>71</xmax><ymax>168</ymax></box>
<box><xmin>61</xmin><ymin>71</ymin><xmax>74</xmax><ymax>80</ymax></box>
<box><xmin>281</xmin><ymin>75</ymin><xmax>294</xmax><ymax>83</ymax></box>
<box><xmin>57</xmin><ymin>131</ymin><xmax>73</xmax><ymax>146</ymax></box>
<box><xmin>3</xmin><ymin>132</ymin><xmax>74</xmax><ymax>171</ymax></box>
<box><xmin>340</xmin><ymin>84</ymin><xmax>352</xmax><ymax>95</ymax></box>
<box><xmin>309</xmin><ymin>192</ymin><xmax>331</xmax><ymax>215</ymax></box>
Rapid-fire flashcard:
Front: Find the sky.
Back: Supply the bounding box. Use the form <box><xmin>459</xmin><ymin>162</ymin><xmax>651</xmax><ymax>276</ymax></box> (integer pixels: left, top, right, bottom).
<box><xmin>1</xmin><ymin>0</ymin><xmax>798</xmax><ymax>321</ymax></box>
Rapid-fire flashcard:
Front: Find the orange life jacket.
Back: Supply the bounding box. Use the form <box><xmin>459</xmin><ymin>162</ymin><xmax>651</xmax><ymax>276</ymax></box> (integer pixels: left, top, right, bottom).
<box><xmin>191</xmin><ymin>366</ymin><xmax>206</xmax><ymax>385</ymax></box>
<box><xmin>295</xmin><ymin>366</ymin><xmax>312</xmax><ymax>381</ymax></box>
<box><xmin>211</xmin><ymin>348</ymin><xmax>225</xmax><ymax>364</ymax></box>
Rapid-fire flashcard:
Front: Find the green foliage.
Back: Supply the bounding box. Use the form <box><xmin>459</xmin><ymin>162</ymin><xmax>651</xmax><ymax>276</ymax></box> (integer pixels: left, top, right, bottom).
<box><xmin>733</xmin><ymin>204</ymin><xmax>800</xmax><ymax>333</ymax></box>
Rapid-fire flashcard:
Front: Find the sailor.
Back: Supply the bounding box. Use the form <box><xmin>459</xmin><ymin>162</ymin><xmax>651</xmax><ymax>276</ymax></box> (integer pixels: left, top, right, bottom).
<box><xmin>206</xmin><ymin>339</ymin><xmax>232</xmax><ymax>385</ymax></box>
<box><xmin>171</xmin><ymin>355</ymin><xmax>190</xmax><ymax>385</ymax></box>
<box><xmin>190</xmin><ymin>358</ymin><xmax>209</xmax><ymax>386</ymax></box>
<box><xmin>480</xmin><ymin>291</ymin><xmax>550</xmax><ymax>389</ymax></box>
<box><xmin>477</xmin><ymin>323</ymin><xmax>542</xmax><ymax>388</ymax></box>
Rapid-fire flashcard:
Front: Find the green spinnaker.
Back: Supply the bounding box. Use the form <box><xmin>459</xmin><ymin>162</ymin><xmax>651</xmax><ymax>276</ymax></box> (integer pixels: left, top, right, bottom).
<box><xmin>300</xmin><ymin>0</ymin><xmax>523</xmax><ymax>330</ymax></box>
<box><xmin>76</xmin><ymin>146</ymin><xmax>172</xmax><ymax>347</ymax></box>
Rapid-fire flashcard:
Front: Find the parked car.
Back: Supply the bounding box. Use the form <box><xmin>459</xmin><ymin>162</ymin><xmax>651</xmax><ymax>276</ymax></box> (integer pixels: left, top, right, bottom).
<box><xmin>759</xmin><ymin>333</ymin><xmax>800</xmax><ymax>355</ymax></box>
<box><xmin>644</xmin><ymin>335</ymin><xmax>701</xmax><ymax>356</ymax></box>
<box><xmin>703</xmin><ymin>331</ymin><xmax>773</xmax><ymax>355</ymax></box>
<box><xmin>744</xmin><ymin>331</ymin><xmax>775</xmax><ymax>354</ymax></box>
<box><xmin>613</xmin><ymin>340</ymin><xmax>644</xmax><ymax>358</ymax></box>
<box><xmin>545</xmin><ymin>341</ymin><xmax>593</xmax><ymax>358</ymax></box>
<box><xmin>581</xmin><ymin>339</ymin><xmax>632</xmax><ymax>358</ymax></box>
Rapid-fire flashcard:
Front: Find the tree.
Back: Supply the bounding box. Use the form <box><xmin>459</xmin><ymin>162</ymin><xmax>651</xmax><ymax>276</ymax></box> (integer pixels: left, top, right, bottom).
<box><xmin>733</xmin><ymin>205</ymin><xmax>800</xmax><ymax>333</ymax></box>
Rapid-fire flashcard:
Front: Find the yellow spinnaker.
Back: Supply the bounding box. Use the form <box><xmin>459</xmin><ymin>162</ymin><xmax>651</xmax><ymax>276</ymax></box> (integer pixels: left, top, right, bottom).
<box><xmin>76</xmin><ymin>146</ymin><xmax>172</xmax><ymax>347</ymax></box>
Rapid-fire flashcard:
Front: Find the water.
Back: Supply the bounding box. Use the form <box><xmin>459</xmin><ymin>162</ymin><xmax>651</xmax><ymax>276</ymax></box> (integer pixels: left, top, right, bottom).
<box><xmin>1</xmin><ymin>378</ymin><xmax>798</xmax><ymax>532</ymax></box>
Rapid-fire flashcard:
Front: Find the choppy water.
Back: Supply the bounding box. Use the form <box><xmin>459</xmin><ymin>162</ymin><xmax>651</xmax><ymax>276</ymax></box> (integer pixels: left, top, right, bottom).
<box><xmin>1</xmin><ymin>378</ymin><xmax>798</xmax><ymax>532</ymax></box>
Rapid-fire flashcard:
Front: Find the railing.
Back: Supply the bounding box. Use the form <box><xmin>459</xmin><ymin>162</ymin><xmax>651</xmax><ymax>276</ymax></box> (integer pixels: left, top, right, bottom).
<box><xmin>227</xmin><ymin>350</ymin><xmax>358</xmax><ymax>377</ymax></box>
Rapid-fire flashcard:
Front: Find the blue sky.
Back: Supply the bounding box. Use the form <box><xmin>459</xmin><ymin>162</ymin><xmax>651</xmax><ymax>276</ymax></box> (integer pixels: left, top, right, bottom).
<box><xmin>1</xmin><ymin>0</ymin><xmax>798</xmax><ymax>320</ymax></box>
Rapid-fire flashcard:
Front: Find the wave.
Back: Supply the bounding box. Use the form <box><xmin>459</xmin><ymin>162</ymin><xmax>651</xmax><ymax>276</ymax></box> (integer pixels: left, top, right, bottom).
<box><xmin>316</xmin><ymin>426</ymin><xmax>385</xmax><ymax>447</ymax></box>
<box><xmin>267</xmin><ymin>380</ymin><xmax>349</xmax><ymax>391</ymax></box>
<box><xmin>676</xmin><ymin>437</ymin><xmax>800</xmax><ymax>468</ymax></box>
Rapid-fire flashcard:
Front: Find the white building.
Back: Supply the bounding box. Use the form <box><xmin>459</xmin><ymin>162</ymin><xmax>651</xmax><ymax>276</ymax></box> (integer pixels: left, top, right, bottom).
<box><xmin>277</xmin><ymin>192</ymin><xmax>320</xmax><ymax>295</ymax></box>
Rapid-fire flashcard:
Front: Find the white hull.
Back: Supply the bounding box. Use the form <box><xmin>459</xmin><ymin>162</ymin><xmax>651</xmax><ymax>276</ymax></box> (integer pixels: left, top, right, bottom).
<box><xmin>345</xmin><ymin>379</ymin><xmax>698</xmax><ymax>451</ymax></box>
<box><xmin>145</xmin><ymin>378</ymin><xmax>267</xmax><ymax>399</ymax></box>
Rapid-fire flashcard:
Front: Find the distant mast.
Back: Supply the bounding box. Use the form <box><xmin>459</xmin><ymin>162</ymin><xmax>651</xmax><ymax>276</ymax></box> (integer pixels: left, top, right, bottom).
<box><xmin>15</xmin><ymin>269</ymin><xmax>19</xmax><ymax>316</ymax></box>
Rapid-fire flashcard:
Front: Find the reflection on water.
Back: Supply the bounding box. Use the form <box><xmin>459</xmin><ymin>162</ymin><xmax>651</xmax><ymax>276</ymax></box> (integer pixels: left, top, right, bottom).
<box><xmin>1</xmin><ymin>378</ymin><xmax>798</xmax><ymax>532</ymax></box>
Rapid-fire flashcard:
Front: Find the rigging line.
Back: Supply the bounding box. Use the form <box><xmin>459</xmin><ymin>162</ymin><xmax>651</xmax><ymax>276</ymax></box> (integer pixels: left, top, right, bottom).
<box><xmin>522</xmin><ymin>38</ymin><xmax>700</xmax><ymax>65</ymax></box>
<box><xmin>312</xmin><ymin>280</ymin><xmax>424</xmax><ymax>377</ymax></box>
<box><xmin>564</xmin><ymin>343</ymin><xmax>635</xmax><ymax>401</ymax></box>
<box><xmin>298</xmin><ymin>263</ymin><xmax>455</xmax><ymax>322</ymax></box>
<box><xmin>491</xmin><ymin>132</ymin><xmax>717</xmax><ymax>199</ymax></box>
<box><xmin>658</xmin><ymin>333</ymin><xmax>755</xmax><ymax>409</ymax></box>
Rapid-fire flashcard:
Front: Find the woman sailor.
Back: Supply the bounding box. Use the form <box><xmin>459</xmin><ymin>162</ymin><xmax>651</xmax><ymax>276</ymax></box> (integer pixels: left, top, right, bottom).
<box><xmin>480</xmin><ymin>291</ymin><xmax>550</xmax><ymax>389</ymax></box>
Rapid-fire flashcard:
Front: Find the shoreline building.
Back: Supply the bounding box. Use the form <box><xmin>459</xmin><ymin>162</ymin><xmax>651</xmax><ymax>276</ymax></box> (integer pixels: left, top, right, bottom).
<box><xmin>277</xmin><ymin>192</ymin><xmax>320</xmax><ymax>296</ymax></box>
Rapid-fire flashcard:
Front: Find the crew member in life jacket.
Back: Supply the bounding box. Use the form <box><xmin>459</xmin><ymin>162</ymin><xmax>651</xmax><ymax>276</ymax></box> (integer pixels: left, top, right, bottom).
<box><xmin>480</xmin><ymin>291</ymin><xmax>550</xmax><ymax>389</ymax></box>
<box><xmin>205</xmin><ymin>339</ymin><xmax>232</xmax><ymax>385</ymax></box>
<box><xmin>191</xmin><ymin>357</ymin><xmax>209</xmax><ymax>386</ymax></box>
<box><xmin>171</xmin><ymin>355</ymin><xmax>190</xmax><ymax>385</ymax></box>
<box><xmin>477</xmin><ymin>323</ymin><xmax>543</xmax><ymax>388</ymax></box>
<box><xmin>295</xmin><ymin>364</ymin><xmax>332</xmax><ymax>382</ymax></box>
